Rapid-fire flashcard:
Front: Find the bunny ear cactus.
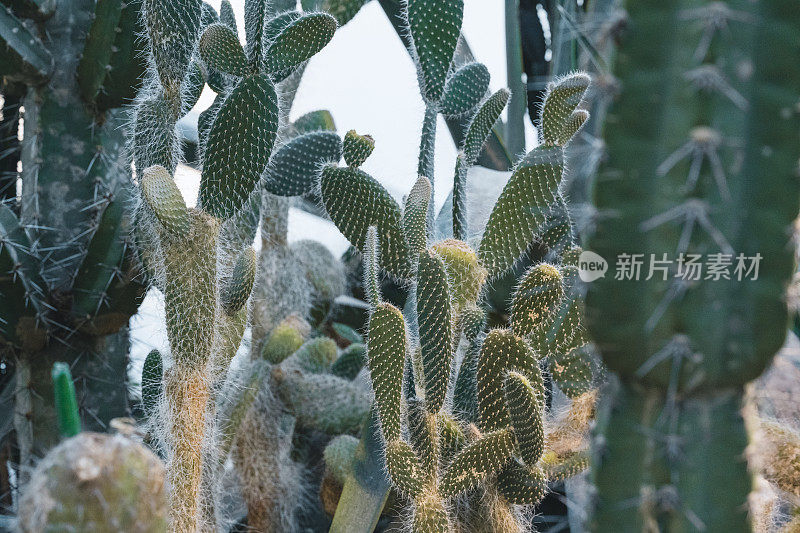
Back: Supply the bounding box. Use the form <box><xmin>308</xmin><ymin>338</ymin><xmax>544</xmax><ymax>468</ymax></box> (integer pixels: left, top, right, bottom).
<box><xmin>585</xmin><ymin>0</ymin><xmax>800</xmax><ymax>531</ymax></box>
<box><xmin>2</xmin><ymin>0</ymin><xmax>153</xmax><ymax>477</ymax></box>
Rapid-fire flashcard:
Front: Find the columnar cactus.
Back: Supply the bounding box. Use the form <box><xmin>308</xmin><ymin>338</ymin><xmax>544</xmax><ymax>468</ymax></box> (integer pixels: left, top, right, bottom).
<box><xmin>586</xmin><ymin>0</ymin><xmax>800</xmax><ymax>530</ymax></box>
<box><xmin>1</xmin><ymin>0</ymin><xmax>149</xmax><ymax>475</ymax></box>
<box><xmin>321</xmin><ymin>64</ymin><xmax>597</xmax><ymax>529</ymax></box>
<box><xmin>130</xmin><ymin>1</ymin><xmax>339</xmax><ymax>529</ymax></box>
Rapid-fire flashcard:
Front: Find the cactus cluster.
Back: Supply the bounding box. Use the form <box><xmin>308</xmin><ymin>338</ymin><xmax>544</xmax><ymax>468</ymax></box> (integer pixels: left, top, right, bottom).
<box><xmin>586</xmin><ymin>0</ymin><xmax>800</xmax><ymax>530</ymax></box>
<box><xmin>128</xmin><ymin>0</ymin><xmax>342</xmax><ymax>529</ymax></box>
<box><xmin>318</xmin><ymin>17</ymin><xmax>597</xmax><ymax>521</ymax></box>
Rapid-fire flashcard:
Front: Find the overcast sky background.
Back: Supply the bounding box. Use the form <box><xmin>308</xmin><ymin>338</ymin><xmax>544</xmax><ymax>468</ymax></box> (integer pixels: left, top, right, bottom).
<box><xmin>130</xmin><ymin>1</ymin><xmax>534</xmax><ymax>384</ymax></box>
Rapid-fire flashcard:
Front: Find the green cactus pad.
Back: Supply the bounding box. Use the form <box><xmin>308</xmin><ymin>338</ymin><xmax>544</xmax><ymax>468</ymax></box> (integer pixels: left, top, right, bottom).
<box><xmin>440</xmin><ymin>62</ymin><xmax>490</xmax><ymax>117</ymax></box>
<box><xmin>283</xmin><ymin>336</ymin><xmax>339</xmax><ymax>373</ymax></box>
<box><xmin>438</xmin><ymin>412</ymin><xmax>466</xmax><ymax>466</ymax></box>
<box><xmin>503</xmin><ymin>371</ymin><xmax>544</xmax><ymax>466</ymax></box>
<box><xmin>263</xmin><ymin>131</ymin><xmax>342</xmax><ymax>196</ymax></box>
<box><xmin>510</xmin><ymin>263</ymin><xmax>564</xmax><ymax>338</ymax></box>
<box><xmin>291</xmin><ymin>109</ymin><xmax>337</xmax><ymax>135</ymax></box>
<box><xmin>321</xmin><ymin>165</ymin><xmax>413</xmax><ymax>279</ymax></box>
<box><xmin>478</xmin><ymin>146</ymin><xmax>566</xmax><ymax>277</ymax></box>
<box><xmin>496</xmin><ymin>459</ymin><xmax>547</xmax><ymax>505</ymax></box>
<box><xmin>477</xmin><ymin>328</ymin><xmax>538</xmax><ymax>432</ymax></box>
<box><xmin>440</xmin><ymin>428</ymin><xmax>515</xmax><ymax>498</ymax></box>
<box><xmin>140</xmin><ymin>165</ymin><xmax>190</xmax><ymax>238</ymax></box>
<box><xmin>144</xmin><ymin>0</ymin><xmax>202</xmax><ymax>102</ymax></box>
<box><xmin>52</xmin><ymin>363</ymin><xmax>81</xmax><ymax>439</ymax></box>
<box><xmin>332</xmin><ymin>322</ymin><xmax>363</xmax><ymax>344</ymax></box>
<box><xmin>244</xmin><ymin>0</ymin><xmax>268</xmax><ymax>65</ymax></box>
<box><xmin>260</xmin><ymin>314</ymin><xmax>311</xmax><ymax>363</ymax></box>
<box><xmin>141</xmin><ymin>349</ymin><xmax>163</xmax><ymax>420</ymax></box>
<box><xmin>406</xmin><ymin>0</ymin><xmax>463</xmax><ymax>103</ymax></box>
<box><xmin>460</xmin><ymin>303</ymin><xmax>486</xmax><ymax>341</ymax></box>
<box><xmin>199</xmin><ymin>73</ymin><xmax>279</xmax><ymax>220</ymax></box>
<box><xmin>343</xmin><ymin>130</ymin><xmax>375</xmax><ymax>168</ymax></box>
<box><xmin>407</xmin><ymin>399</ymin><xmax>438</xmax><ymax>479</ymax></box>
<box><xmin>541</xmin><ymin>73</ymin><xmax>590</xmax><ymax>147</ymax></box>
<box><xmin>162</xmin><ymin>210</ymin><xmax>219</xmax><ymax>367</ymax></box>
<box><xmin>71</xmin><ymin>192</ymin><xmax>133</xmax><ymax>321</ymax></box>
<box><xmin>385</xmin><ymin>439</ymin><xmax>423</xmax><ymax>497</ymax></box>
<box><xmin>550</xmin><ymin>342</ymin><xmax>594</xmax><ymax>398</ymax></box>
<box><xmin>324</xmin><ymin>434</ymin><xmax>360</xmax><ymax>484</ymax></box>
<box><xmin>402</xmin><ymin>176</ymin><xmax>431</xmax><ymax>254</ymax></box>
<box><xmin>462</xmin><ymin>89</ymin><xmax>509</xmax><ymax>166</ymax></box>
<box><xmin>76</xmin><ymin>0</ymin><xmax>125</xmax><ymax>103</ymax></box>
<box><xmin>412</xmin><ymin>491</ymin><xmax>449</xmax><ymax>533</ymax></box>
<box><xmin>263</xmin><ymin>12</ymin><xmax>337</xmax><ymax>80</ymax></box>
<box><xmin>367</xmin><ymin>302</ymin><xmax>407</xmax><ymax>442</ymax></box>
<box><xmin>220</xmin><ymin>246</ymin><xmax>256</xmax><ymax>315</ymax></box>
<box><xmin>541</xmin><ymin>450</ymin><xmax>589</xmax><ymax>482</ymax></box>
<box><xmin>220</xmin><ymin>0</ymin><xmax>237</xmax><ymax>31</ymax></box>
<box><xmin>272</xmin><ymin>366</ymin><xmax>370</xmax><ymax>434</ymax></box>
<box><xmin>431</xmin><ymin>239</ymin><xmax>486</xmax><ymax>312</ymax></box>
<box><xmin>331</xmin><ymin>343</ymin><xmax>367</xmax><ymax>379</ymax></box>
<box><xmin>132</xmin><ymin>96</ymin><xmax>178</xmax><ymax>173</ymax></box>
<box><xmin>199</xmin><ymin>23</ymin><xmax>248</xmax><ymax>77</ymax></box>
<box><xmin>417</xmin><ymin>248</ymin><xmax>454</xmax><ymax>413</ymax></box>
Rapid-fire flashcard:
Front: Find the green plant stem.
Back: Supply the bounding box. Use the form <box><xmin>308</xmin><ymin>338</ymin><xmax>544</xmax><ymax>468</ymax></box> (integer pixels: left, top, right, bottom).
<box><xmin>504</xmin><ymin>0</ymin><xmax>525</xmax><ymax>157</ymax></box>
<box><xmin>418</xmin><ymin>105</ymin><xmax>437</xmax><ymax>232</ymax></box>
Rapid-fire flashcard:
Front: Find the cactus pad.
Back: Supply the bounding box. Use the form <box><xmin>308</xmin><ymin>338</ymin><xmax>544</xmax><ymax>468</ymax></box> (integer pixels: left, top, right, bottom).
<box><xmin>503</xmin><ymin>371</ymin><xmax>544</xmax><ymax>466</ymax></box>
<box><xmin>440</xmin><ymin>62</ymin><xmax>490</xmax><ymax>117</ymax></box>
<box><xmin>367</xmin><ymin>302</ymin><xmax>407</xmax><ymax>442</ymax></box>
<box><xmin>402</xmin><ymin>176</ymin><xmax>431</xmax><ymax>254</ymax></box>
<box><xmin>263</xmin><ymin>131</ymin><xmax>342</xmax><ymax>196</ymax></box>
<box><xmin>541</xmin><ymin>73</ymin><xmax>590</xmax><ymax>147</ymax></box>
<box><xmin>263</xmin><ymin>12</ymin><xmax>337</xmax><ymax>80</ymax></box>
<box><xmin>140</xmin><ymin>165</ymin><xmax>190</xmax><ymax>238</ymax></box>
<box><xmin>406</xmin><ymin>0</ymin><xmax>463</xmax><ymax>103</ymax></box>
<box><xmin>220</xmin><ymin>246</ymin><xmax>256</xmax><ymax>316</ymax></box>
<box><xmin>431</xmin><ymin>239</ymin><xmax>486</xmax><ymax>312</ymax></box>
<box><xmin>321</xmin><ymin>165</ymin><xmax>413</xmax><ymax>278</ymax></box>
<box><xmin>440</xmin><ymin>428</ymin><xmax>515</xmax><ymax>497</ymax></box>
<box><xmin>342</xmin><ymin>129</ymin><xmax>375</xmax><ymax>168</ymax></box>
<box><xmin>417</xmin><ymin>248</ymin><xmax>454</xmax><ymax>413</ymax></box>
<box><xmin>510</xmin><ymin>263</ymin><xmax>564</xmax><ymax>338</ymax></box>
<box><xmin>199</xmin><ymin>23</ymin><xmax>248</xmax><ymax>77</ymax></box>
<box><xmin>385</xmin><ymin>439</ymin><xmax>424</xmax><ymax>497</ymax></box>
<box><xmin>477</xmin><ymin>328</ymin><xmax>538</xmax><ymax>432</ymax></box>
<box><xmin>199</xmin><ymin>73</ymin><xmax>278</xmax><ymax>220</ymax></box>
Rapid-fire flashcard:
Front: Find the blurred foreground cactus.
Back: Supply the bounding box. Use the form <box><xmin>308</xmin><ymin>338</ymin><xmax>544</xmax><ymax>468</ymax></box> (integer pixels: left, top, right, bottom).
<box><xmin>17</xmin><ymin>432</ymin><xmax>167</xmax><ymax>532</ymax></box>
<box><xmin>586</xmin><ymin>0</ymin><xmax>800</xmax><ymax>530</ymax></box>
<box><xmin>0</xmin><ymin>0</ymin><xmax>149</xmax><ymax>476</ymax></box>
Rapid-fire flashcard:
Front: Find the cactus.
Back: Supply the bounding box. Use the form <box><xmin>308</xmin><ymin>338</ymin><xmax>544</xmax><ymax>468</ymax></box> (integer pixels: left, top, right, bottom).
<box><xmin>322</xmin><ymin>66</ymin><xmax>595</xmax><ymax>529</ymax></box>
<box><xmin>585</xmin><ymin>0</ymin><xmax>800</xmax><ymax>530</ymax></box>
<box><xmin>17</xmin><ymin>432</ymin><xmax>167</xmax><ymax>532</ymax></box>
<box><xmin>1</xmin><ymin>0</ymin><xmax>151</xmax><ymax>481</ymax></box>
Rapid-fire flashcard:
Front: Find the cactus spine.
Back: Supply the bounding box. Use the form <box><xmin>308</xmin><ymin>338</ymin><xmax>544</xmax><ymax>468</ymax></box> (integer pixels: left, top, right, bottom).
<box><xmin>1</xmin><ymin>0</ymin><xmax>149</xmax><ymax>479</ymax></box>
<box><xmin>586</xmin><ymin>0</ymin><xmax>800</xmax><ymax>530</ymax></box>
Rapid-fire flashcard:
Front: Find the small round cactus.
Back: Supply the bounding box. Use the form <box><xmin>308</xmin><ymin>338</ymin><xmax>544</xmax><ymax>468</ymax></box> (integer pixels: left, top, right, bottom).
<box><xmin>18</xmin><ymin>433</ymin><xmax>167</xmax><ymax>532</ymax></box>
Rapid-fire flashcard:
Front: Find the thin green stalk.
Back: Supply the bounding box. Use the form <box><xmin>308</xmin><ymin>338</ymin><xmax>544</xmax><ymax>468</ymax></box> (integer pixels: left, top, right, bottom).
<box><xmin>504</xmin><ymin>0</ymin><xmax>525</xmax><ymax>157</ymax></box>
